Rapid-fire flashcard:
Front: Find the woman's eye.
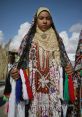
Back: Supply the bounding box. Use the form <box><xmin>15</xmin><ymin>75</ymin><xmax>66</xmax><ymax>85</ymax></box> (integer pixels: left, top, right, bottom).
<box><xmin>38</xmin><ymin>17</ymin><xmax>51</xmax><ymax>20</ymax></box>
<box><xmin>38</xmin><ymin>17</ymin><xmax>44</xmax><ymax>20</ymax></box>
<box><xmin>46</xmin><ymin>17</ymin><xmax>51</xmax><ymax>20</ymax></box>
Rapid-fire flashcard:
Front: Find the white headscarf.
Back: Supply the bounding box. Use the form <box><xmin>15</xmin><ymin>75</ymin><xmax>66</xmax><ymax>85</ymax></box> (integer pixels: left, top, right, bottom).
<box><xmin>37</xmin><ymin>7</ymin><xmax>51</xmax><ymax>17</ymax></box>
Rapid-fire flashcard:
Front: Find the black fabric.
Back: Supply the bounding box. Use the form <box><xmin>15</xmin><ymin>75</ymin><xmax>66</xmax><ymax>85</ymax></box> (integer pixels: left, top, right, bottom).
<box><xmin>25</xmin><ymin>102</ymin><xmax>31</xmax><ymax>117</ymax></box>
<box><xmin>4</xmin><ymin>73</ymin><xmax>11</xmax><ymax>95</ymax></box>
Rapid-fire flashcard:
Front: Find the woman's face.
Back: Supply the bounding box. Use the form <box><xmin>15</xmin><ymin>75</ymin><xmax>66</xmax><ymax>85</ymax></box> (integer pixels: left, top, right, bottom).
<box><xmin>37</xmin><ymin>11</ymin><xmax>52</xmax><ymax>32</ymax></box>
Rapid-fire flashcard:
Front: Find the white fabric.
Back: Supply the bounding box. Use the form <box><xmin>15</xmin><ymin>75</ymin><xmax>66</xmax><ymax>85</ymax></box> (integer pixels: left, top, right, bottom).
<box><xmin>59</xmin><ymin>66</ymin><xmax>63</xmax><ymax>100</ymax></box>
<box><xmin>8</xmin><ymin>63</ymin><xmax>13</xmax><ymax>72</ymax></box>
<box><xmin>8</xmin><ymin>76</ymin><xmax>25</xmax><ymax>117</ymax></box>
<box><xmin>17</xmin><ymin>102</ymin><xmax>25</xmax><ymax>117</ymax></box>
<box><xmin>8</xmin><ymin>77</ymin><xmax>16</xmax><ymax>117</ymax></box>
<box><xmin>62</xmin><ymin>104</ymin><xmax>67</xmax><ymax>117</ymax></box>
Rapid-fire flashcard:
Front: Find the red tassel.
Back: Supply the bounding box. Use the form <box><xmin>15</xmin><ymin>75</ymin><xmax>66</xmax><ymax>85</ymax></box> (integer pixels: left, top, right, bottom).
<box><xmin>23</xmin><ymin>70</ymin><xmax>33</xmax><ymax>100</ymax></box>
<box><xmin>68</xmin><ymin>75</ymin><xmax>75</xmax><ymax>103</ymax></box>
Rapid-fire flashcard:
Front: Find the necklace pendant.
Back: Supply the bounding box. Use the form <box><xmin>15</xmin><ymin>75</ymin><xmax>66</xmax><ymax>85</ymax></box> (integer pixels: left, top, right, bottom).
<box><xmin>41</xmin><ymin>33</ymin><xmax>47</xmax><ymax>39</ymax></box>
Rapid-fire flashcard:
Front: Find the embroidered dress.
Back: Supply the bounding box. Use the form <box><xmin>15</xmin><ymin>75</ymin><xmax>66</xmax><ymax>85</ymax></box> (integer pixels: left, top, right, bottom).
<box><xmin>28</xmin><ymin>27</ymin><xmax>63</xmax><ymax>117</ymax></box>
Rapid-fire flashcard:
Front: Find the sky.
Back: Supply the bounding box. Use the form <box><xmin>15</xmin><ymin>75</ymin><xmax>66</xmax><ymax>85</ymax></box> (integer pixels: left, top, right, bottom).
<box><xmin>0</xmin><ymin>0</ymin><xmax>82</xmax><ymax>61</ymax></box>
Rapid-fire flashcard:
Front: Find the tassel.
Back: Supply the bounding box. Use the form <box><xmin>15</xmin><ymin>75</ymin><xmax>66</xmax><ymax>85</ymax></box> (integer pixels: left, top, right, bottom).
<box><xmin>23</xmin><ymin>70</ymin><xmax>33</xmax><ymax>100</ymax></box>
<box><xmin>16</xmin><ymin>78</ymin><xmax>22</xmax><ymax>104</ymax></box>
<box><xmin>68</xmin><ymin>75</ymin><xmax>75</xmax><ymax>103</ymax></box>
<box><xmin>19</xmin><ymin>69</ymin><xmax>29</xmax><ymax>100</ymax></box>
<box><xmin>64</xmin><ymin>73</ymin><xmax>69</xmax><ymax>102</ymax></box>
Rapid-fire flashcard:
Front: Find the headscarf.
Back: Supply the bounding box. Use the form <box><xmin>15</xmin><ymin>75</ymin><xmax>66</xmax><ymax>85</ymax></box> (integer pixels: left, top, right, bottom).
<box><xmin>36</xmin><ymin>7</ymin><xmax>51</xmax><ymax>17</ymax></box>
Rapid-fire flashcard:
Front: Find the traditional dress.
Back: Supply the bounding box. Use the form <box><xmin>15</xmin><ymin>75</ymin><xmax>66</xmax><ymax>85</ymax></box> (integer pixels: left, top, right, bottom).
<box><xmin>17</xmin><ymin>7</ymin><xmax>75</xmax><ymax>117</ymax></box>
<box><xmin>28</xmin><ymin>27</ymin><xmax>62</xmax><ymax>117</ymax></box>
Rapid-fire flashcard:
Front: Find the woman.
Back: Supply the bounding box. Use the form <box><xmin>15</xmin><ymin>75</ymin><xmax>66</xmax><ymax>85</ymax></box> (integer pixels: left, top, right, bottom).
<box><xmin>10</xmin><ymin>7</ymin><xmax>74</xmax><ymax>117</ymax></box>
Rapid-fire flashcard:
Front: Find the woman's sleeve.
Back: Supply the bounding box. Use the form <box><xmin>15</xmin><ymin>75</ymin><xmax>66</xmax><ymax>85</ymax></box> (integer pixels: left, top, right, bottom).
<box><xmin>59</xmin><ymin>37</ymin><xmax>73</xmax><ymax>75</ymax></box>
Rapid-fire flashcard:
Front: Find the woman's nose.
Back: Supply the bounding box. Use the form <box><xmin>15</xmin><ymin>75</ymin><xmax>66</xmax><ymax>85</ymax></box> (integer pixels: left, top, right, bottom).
<box><xmin>43</xmin><ymin>19</ymin><xmax>47</xmax><ymax>23</ymax></box>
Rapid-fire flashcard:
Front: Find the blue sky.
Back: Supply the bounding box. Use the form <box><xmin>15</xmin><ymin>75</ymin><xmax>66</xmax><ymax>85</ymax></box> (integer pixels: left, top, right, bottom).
<box><xmin>0</xmin><ymin>0</ymin><xmax>82</xmax><ymax>40</ymax></box>
<box><xmin>0</xmin><ymin>0</ymin><xmax>82</xmax><ymax>61</ymax></box>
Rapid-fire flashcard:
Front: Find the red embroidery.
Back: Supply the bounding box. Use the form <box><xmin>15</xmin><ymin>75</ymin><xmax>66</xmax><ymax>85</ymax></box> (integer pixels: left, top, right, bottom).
<box><xmin>34</xmin><ymin>44</ymin><xmax>50</xmax><ymax>93</ymax></box>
